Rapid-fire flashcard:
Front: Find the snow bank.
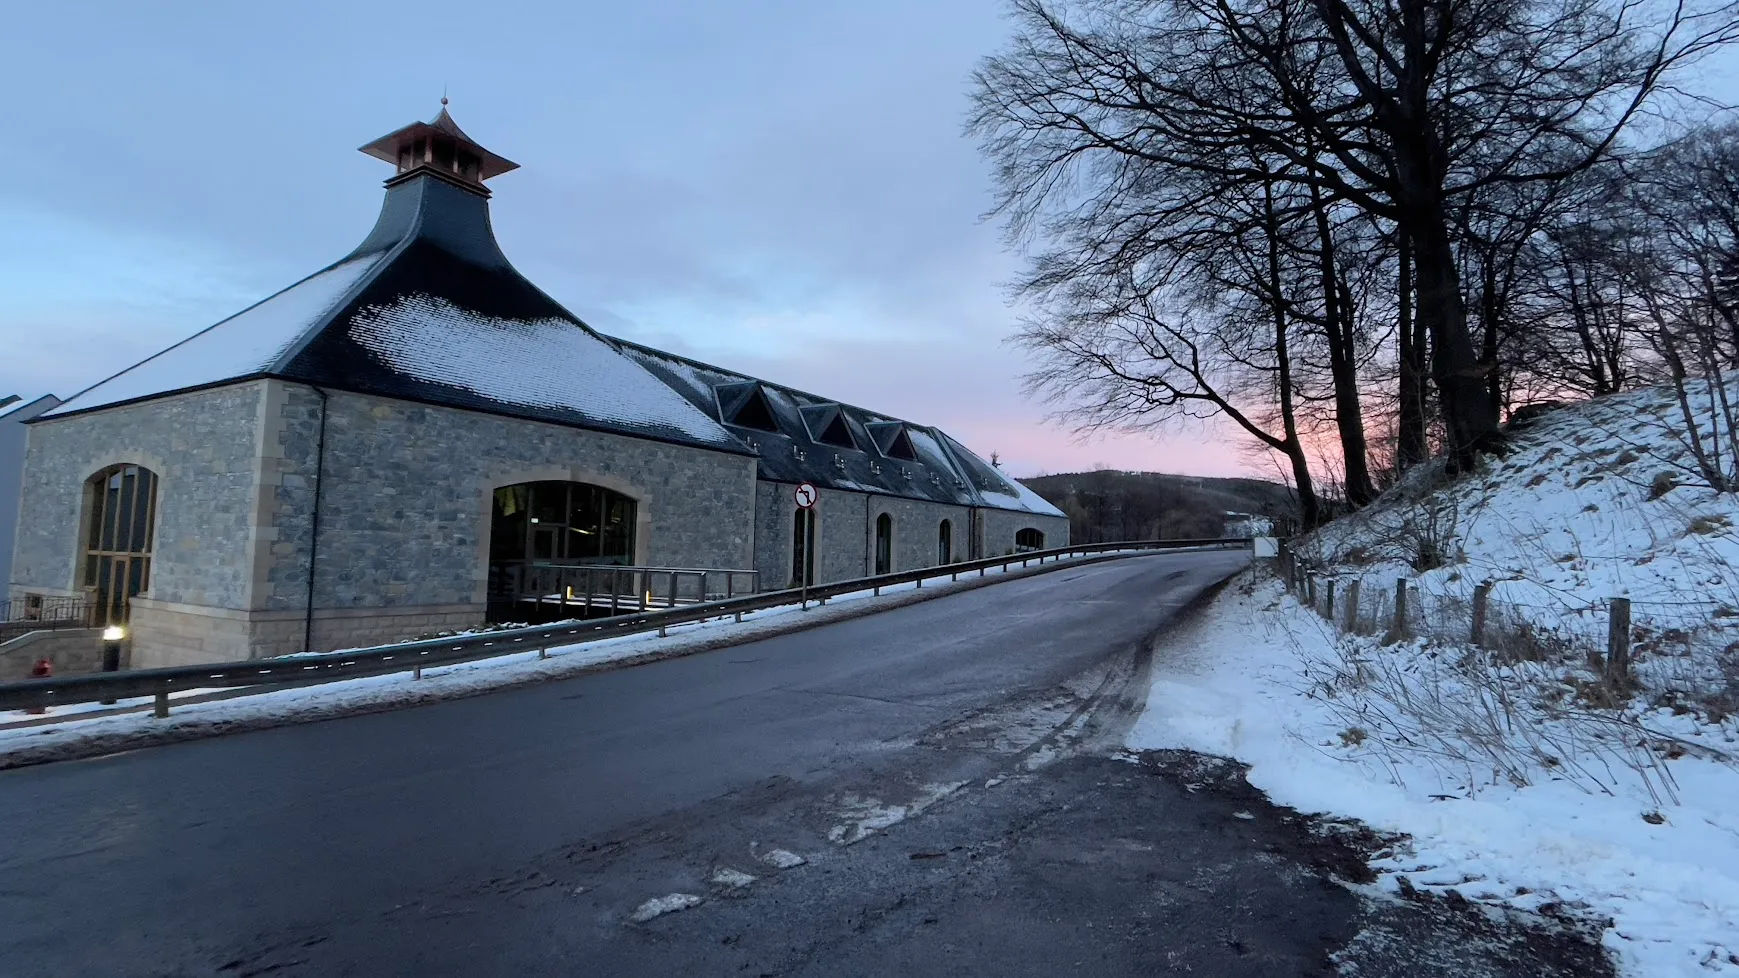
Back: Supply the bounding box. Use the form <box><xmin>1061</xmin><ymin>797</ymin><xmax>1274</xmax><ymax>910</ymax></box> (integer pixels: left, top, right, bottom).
<box><xmin>1305</xmin><ymin>383</ymin><xmax>1739</xmax><ymax>718</ymax></box>
<box><xmin>1133</xmin><ymin>575</ymin><xmax>1739</xmax><ymax>977</ymax></box>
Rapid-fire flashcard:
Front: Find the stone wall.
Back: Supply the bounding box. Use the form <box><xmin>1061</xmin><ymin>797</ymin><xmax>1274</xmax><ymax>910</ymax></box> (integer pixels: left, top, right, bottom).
<box><xmin>0</xmin><ymin>628</ymin><xmax>109</xmax><ymax>681</ymax></box>
<box><xmin>10</xmin><ymin>383</ymin><xmax>267</xmax><ymax>608</ymax></box>
<box><xmin>272</xmin><ymin>387</ymin><xmax>759</xmax><ymax>616</ymax></box>
<box><xmin>12</xmin><ymin>381</ymin><xmax>761</xmax><ymax>664</ymax></box>
<box><xmin>977</xmin><ymin>507</ymin><xmax>1071</xmax><ymax>557</ymax></box>
<box><xmin>753</xmin><ymin>480</ymin><xmax>978</xmax><ymax>586</ymax></box>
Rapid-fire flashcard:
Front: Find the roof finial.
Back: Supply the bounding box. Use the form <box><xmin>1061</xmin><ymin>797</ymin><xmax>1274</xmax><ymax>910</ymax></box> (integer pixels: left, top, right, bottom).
<box><xmin>441</xmin><ymin>82</ymin><xmax>449</xmax><ymax>108</ymax></box>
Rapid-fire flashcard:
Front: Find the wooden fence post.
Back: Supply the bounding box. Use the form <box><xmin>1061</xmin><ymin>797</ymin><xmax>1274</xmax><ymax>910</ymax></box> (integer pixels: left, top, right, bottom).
<box><xmin>1471</xmin><ymin>583</ymin><xmax>1491</xmax><ymax>647</ymax></box>
<box><xmin>1391</xmin><ymin>578</ymin><xmax>1409</xmax><ymax>641</ymax></box>
<box><xmin>1606</xmin><ymin>597</ymin><xmax>1632</xmax><ymax>683</ymax></box>
<box><xmin>1324</xmin><ymin>578</ymin><xmax>1336</xmax><ymax>622</ymax></box>
<box><xmin>1344</xmin><ymin>579</ymin><xmax>1360</xmax><ymax>632</ymax></box>
<box><xmin>1306</xmin><ymin>573</ymin><xmax>1317</xmax><ymax>610</ymax></box>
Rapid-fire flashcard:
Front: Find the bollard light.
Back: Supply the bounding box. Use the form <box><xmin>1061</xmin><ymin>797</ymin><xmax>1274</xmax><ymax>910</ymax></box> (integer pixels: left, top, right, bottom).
<box><xmin>100</xmin><ymin>625</ymin><xmax>126</xmax><ymax>703</ymax></box>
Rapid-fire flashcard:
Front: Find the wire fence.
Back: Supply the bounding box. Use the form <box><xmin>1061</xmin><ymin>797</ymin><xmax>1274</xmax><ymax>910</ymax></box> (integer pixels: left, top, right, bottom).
<box><xmin>1277</xmin><ymin>546</ymin><xmax>1739</xmax><ymax>718</ymax></box>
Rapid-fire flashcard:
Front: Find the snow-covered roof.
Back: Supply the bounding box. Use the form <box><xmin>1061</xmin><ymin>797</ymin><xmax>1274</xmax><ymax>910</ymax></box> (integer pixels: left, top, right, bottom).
<box><xmin>45</xmin><ymin>255</ymin><xmax>384</xmax><ymax>417</ymax></box>
<box><xmin>347</xmin><ymin>294</ymin><xmax>734</xmax><ymax>445</ymax></box>
<box><xmin>37</xmin><ymin>171</ymin><xmax>748</xmax><ymax>456</ymax></box>
<box><xmin>0</xmin><ymin>394</ymin><xmax>61</xmax><ymax>422</ymax></box>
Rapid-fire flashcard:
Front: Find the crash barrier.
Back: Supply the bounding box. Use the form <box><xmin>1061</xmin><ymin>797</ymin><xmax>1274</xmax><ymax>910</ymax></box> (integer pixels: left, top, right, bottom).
<box><xmin>0</xmin><ymin>538</ymin><xmax>1251</xmax><ymax>718</ymax></box>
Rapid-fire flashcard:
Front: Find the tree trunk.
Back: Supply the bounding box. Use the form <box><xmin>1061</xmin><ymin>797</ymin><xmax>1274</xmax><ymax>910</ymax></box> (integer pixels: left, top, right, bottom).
<box><xmin>1480</xmin><ymin>260</ymin><xmax>1506</xmax><ymax>420</ymax></box>
<box><xmin>1396</xmin><ymin>229</ymin><xmax>1430</xmax><ymax>469</ymax></box>
<box><xmin>1266</xmin><ymin>179</ymin><xmax>1321</xmax><ymax>526</ymax></box>
<box><xmin>1411</xmin><ymin>216</ymin><xmax>1504</xmax><ymax>468</ymax></box>
<box><xmin>1310</xmin><ymin>188</ymin><xmax>1375</xmax><ymax>505</ymax></box>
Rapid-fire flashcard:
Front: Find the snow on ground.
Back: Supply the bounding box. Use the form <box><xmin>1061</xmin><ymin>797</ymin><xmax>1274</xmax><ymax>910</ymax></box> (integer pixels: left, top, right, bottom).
<box><xmin>1151</xmin><ymin>386</ymin><xmax>1739</xmax><ymax>975</ymax></box>
<box><xmin>0</xmin><ymin>551</ymin><xmax>1164</xmax><ymax>766</ymax></box>
<box><xmin>1134</xmin><ymin>572</ymin><xmax>1739</xmax><ymax>977</ymax></box>
<box><xmin>1302</xmin><ymin>383</ymin><xmax>1739</xmax><ymax>712</ymax></box>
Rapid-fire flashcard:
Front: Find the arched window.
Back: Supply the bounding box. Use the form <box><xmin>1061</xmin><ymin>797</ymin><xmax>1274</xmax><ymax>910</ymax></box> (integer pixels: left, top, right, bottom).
<box><xmin>83</xmin><ymin>464</ymin><xmax>158</xmax><ymax>626</ymax></box>
<box><xmin>1014</xmin><ymin>528</ymin><xmax>1045</xmax><ymax>552</ymax></box>
<box><xmin>487</xmin><ymin>481</ymin><xmax>637</xmax><ymax>622</ymax></box>
<box><xmin>791</xmin><ymin>508</ymin><xmax>816</xmax><ymax>587</ymax></box>
<box><xmin>938</xmin><ymin>520</ymin><xmax>953</xmax><ymax>565</ymax></box>
<box><xmin>874</xmin><ymin>513</ymin><xmax>894</xmax><ymax>575</ymax></box>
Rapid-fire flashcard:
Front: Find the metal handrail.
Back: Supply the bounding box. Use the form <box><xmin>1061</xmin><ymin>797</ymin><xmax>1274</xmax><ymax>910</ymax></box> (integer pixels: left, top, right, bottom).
<box><xmin>0</xmin><ymin>538</ymin><xmax>1252</xmax><ymax>716</ymax></box>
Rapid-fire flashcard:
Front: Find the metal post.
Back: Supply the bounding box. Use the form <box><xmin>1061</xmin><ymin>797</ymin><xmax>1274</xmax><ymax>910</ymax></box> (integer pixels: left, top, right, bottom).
<box><xmin>802</xmin><ymin>511</ymin><xmax>813</xmax><ymax>610</ymax></box>
<box><xmin>1391</xmin><ymin>579</ymin><xmax>1409</xmax><ymax>641</ymax></box>
<box><xmin>414</xmin><ymin>664</ymin><xmax>423</xmax><ymax>680</ymax></box>
<box><xmin>1324</xmin><ymin>579</ymin><xmax>1336</xmax><ymax>622</ymax></box>
<box><xmin>539</xmin><ymin>646</ymin><xmax>548</xmax><ymax>660</ymax></box>
<box><xmin>153</xmin><ymin>690</ymin><xmax>169</xmax><ymax>719</ymax></box>
<box><xmin>1471</xmin><ymin>583</ymin><xmax>1491</xmax><ymax>646</ymax></box>
<box><xmin>100</xmin><ymin>626</ymin><xmax>124</xmax><ymax>705</ymax></box>
<box><xmin>1606</xmin><ymin>597</ymin><xmax>1632</xmax><ymax>683</ymax></box>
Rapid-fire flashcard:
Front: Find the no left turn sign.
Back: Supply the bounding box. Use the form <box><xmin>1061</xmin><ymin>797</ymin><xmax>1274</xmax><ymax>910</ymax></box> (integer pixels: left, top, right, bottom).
<box><xmin>794</xmin><ymin>482</ymin><xmax>818</xmax><ymax>509</ymax></box>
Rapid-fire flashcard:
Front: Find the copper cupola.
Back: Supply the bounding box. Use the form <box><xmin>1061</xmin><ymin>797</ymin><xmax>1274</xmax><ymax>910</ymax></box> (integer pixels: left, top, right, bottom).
<box><xmin>357</xmin><ymin>100</ymin><xmax>519</xmax><ymax>196</ymax></box>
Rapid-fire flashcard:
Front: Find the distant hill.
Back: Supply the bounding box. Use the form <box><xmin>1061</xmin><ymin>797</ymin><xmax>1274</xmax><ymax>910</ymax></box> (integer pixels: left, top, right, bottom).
<box><xmin>1019</xmin><ymin>470</ymin><xmax>1299</xmax><ymax>542</ymax></box>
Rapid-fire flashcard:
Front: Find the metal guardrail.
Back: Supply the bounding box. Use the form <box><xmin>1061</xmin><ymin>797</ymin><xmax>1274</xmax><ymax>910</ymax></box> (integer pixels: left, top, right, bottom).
<box><xmin>506</xmin><ymin>564</ymin><xmax>760</xmax><ymax>617</ymax></box>
<box><xmin>0</xmin><ymin>538</ymin><xmax>1251</xmax><ymax>717</ymax></box>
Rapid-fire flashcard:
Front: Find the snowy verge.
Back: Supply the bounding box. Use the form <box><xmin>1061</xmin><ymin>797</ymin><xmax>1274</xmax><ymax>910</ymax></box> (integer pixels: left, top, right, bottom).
<box><xmin>0</xmin><ymin>552</ymin><xmax>1150</xmax><ymax>769</ymax></box>
<box><xmin>1131</xmin><ymin>572</ymin><xmax>1739</xmax><ymax>978</ymax></box>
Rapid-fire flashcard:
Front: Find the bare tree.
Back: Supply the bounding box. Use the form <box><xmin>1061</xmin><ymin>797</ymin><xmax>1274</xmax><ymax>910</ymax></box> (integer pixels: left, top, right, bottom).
<box><xmin>974</xmin><ymin>0</ymin><xmax>1737</xmax><ymax>475</ymax></box>
<box><xmin>1626</xmin><ymin>124</ymin><xmax>1739</xmax><ymax>491</ymax></box>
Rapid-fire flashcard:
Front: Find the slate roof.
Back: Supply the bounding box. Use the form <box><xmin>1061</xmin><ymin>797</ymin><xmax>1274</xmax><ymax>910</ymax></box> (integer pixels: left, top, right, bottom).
<box><xmin>42</xmin><ymin>168</ymin><xmax>746</xmax><ymax>455</ymax></box>
<box><xmin>615</xmin><ymin>341</ymin><xmax>1065</xmax><ymax>517</ymax></box>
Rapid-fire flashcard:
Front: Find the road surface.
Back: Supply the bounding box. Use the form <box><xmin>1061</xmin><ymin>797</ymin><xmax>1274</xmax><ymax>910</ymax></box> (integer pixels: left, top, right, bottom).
<box><xmin>0</xmin><ymin>551</ymin><xmax>1609</xmax><ymax>977</ymax></box>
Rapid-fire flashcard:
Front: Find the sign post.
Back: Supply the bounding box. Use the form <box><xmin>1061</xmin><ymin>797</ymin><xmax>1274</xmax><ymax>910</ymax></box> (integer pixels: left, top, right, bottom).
<box><xmin>794</xmin><ymin>482</ymin><xmax>817</xmax><ymax>609</ymax></box>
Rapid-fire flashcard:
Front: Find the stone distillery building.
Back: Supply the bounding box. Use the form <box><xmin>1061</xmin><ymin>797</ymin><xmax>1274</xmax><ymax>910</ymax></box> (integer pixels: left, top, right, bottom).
<box><xmin>5</xmin><ymin>107</ymin><xmax>1066</xmax><ymax>668</ymax></box>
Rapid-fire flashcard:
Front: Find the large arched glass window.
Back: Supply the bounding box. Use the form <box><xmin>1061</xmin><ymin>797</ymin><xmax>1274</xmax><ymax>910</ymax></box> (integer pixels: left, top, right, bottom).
<box><xmin>83</xmin><ymin>464</ymin><xmax>158</xmax><ymax>626</ymax></box>
<box><xmin>1014</xmin><ymin>527</ymin><xmax>1045</xmax><ymax>552</ymax></box>
<box><xmin>937</xmin><ymin>520</ymin><xmax>953</xmax><ymax>565</ymax></box>
<box><xmin>791</xmin><ymin>508</ymin><xmax>816</xmax><ymax>587</ymax></box>
<box><xmin>488</xmin><ymin>481</ymin><xmax>637</xmax><ymax>620</ymax></box>
<box><xmin>874</xmin><ymin>513</ymin><xmax>894</xmax><ymax>575</ymax></box>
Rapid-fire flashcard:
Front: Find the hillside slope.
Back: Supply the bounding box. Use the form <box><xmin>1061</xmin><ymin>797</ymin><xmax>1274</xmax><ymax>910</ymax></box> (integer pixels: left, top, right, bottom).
<box><xmin>1301</xmin><ymin>384</ymin><xmax>1739</xmax><ymax>712</ymax></box>
<box><xmin>1023</xmin><ymin>470</ymin><xmax>1297</xmax><ymax>542</ymax></box>
<box><xmin>1129</xmin><ymin>383</ymin><xmax>1739</xmax><ymax>976</ymax></box>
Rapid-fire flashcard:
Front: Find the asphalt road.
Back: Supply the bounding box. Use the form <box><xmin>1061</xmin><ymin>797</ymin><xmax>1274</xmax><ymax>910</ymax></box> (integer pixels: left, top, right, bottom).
<box><xmin>0</xmin><ymin>551</ymin><xmax>1610</xmax><ymax>977</ymax></box>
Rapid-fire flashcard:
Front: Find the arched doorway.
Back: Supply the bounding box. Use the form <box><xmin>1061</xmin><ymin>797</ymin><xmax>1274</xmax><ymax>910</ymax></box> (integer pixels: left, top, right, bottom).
<box><xmin>82</xmin><ymin>464</ymin><xmax>158</xmax><ymax>626</ymax></box>
<box><xmin>1014</xmin><ymin>527</ymin><xmax>1045</xmax><ymax>552</ymax></box>
<box><xmin>487</xmin><ymin>481</ymin><xmax>637</xmax><ymax>622</ymax></box>
<box><xmin>874</xmin><ymin>513</ymin><xmax>893</xmax><ymax>575</ymax></box>
<box><xmin>937</xmin><ymin>520</ymin><xmax>953</xmax><ymax>565</ymax></box>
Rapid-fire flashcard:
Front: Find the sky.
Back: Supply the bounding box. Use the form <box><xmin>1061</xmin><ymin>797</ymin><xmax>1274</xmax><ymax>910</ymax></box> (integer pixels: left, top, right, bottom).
<box><xmin>0</xmin><ymin>0</ymin><xmax>1253</xmax><ymax>480</ymax></box>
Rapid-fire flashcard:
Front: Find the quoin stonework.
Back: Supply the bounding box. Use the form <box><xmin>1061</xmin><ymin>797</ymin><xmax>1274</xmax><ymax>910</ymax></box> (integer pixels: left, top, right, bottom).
<box><xmin>5</xmin><ymin>106</ymin><xmax>1067</xmax><ymax>668</ymax></box>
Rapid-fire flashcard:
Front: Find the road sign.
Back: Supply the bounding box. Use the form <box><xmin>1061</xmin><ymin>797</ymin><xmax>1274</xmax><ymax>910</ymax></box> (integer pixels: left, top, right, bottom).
<box><xmin>794</xmin><ymin>482</ymin><xmax>818</xmax><ymax>509</ymax></box>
